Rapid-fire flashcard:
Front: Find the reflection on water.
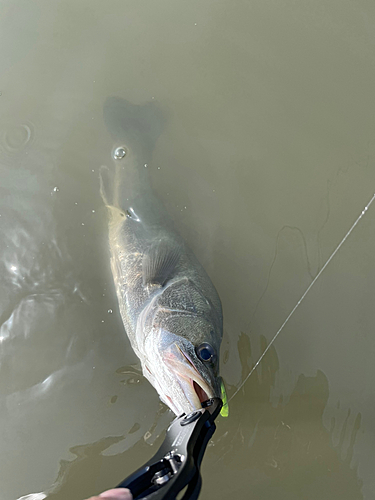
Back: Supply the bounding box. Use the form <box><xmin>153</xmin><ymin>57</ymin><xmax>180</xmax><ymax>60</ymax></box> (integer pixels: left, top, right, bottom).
<box><xmin>20</xmin><ymin>335</ymin><xmax>364</xmax><ymax>500</ymax></box>
<box><xmin>203</xmin><ymin>334</ymin><xmax>363</xmax><ymax>500</ymax></box>
<box><xmin>1</xmin><ymin>0</ymin><xmax>375</xmax><ymax>499</ymax></box>
<box><xmin>25</xmin><ymin>405</ymin><xmax>171</xmax><ymax>500</ymax></box>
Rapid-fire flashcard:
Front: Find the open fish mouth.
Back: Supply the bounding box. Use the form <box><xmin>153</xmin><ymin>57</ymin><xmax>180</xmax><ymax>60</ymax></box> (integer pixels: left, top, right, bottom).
<box><xmin>192</xmin><ymin>380</ymin><xmax>209</xmax><ymax>404</ymax></box>
<box><xmin>163</xmin><ymin>343</ymin><xmax>214</xmax><ymax>412</ymax></box>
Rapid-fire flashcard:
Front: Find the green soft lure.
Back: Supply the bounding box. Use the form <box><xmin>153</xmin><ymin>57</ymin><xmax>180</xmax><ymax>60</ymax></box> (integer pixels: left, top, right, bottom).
<box><xmin>220</xmin><ymin>378</ymin><xmax>229</xmax><ymax>417</ymax></box>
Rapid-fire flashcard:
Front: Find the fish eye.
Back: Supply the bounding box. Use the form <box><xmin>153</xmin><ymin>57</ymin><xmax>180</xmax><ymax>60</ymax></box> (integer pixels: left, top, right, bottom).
<box><xmin>196</xmin><ymin>343</ymin><xmax>216</xmax><ymax>363</ymax></box>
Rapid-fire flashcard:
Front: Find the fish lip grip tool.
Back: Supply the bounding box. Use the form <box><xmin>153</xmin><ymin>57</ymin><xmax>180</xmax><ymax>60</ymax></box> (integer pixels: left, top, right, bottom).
<box><xmin>115</xmin><ymin>398</ymin><xmax>222</xmax><ymax>500</ymax></box>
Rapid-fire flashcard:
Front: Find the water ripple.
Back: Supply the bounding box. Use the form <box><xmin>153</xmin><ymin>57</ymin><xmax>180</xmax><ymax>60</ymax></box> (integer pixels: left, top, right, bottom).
<box><xmin>0</xmin><ymin>122</ymin><xmax>35</xmax><ymax>157</ymax></box>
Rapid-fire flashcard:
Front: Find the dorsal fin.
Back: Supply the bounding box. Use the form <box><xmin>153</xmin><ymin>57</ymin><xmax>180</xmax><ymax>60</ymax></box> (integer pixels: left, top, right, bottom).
<box><xmin>142</xmin><ymin>239</ymin><xmax>181</xmax><ymax>286</ymax></box>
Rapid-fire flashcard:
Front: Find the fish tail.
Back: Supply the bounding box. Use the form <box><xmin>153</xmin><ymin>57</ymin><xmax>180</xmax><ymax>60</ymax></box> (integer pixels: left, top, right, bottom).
<box><xmin>101</xmin><ymin>97</ymin><xmax>166</xmax><ymax>212</ymax></box>
<box><xmin>103</xmin><ymin>97</ymin><xmax>166</xmax><ymax>161</ymax></box>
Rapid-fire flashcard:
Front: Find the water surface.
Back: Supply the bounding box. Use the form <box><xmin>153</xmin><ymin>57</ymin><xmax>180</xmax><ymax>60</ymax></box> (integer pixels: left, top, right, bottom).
<box><xmin>1</xmin><ymin>1</ymin><xmax>375</xmax><ymax>499</ymax></box>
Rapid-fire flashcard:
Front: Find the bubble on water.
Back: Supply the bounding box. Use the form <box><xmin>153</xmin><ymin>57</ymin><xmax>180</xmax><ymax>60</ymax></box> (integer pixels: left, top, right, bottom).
<box><xmin>92</xmin><ymin>210</ymin><xmax>95</xmax><ymax>213</ymax></box>
<box><xmin>144</xmin><ymin>163</ymin><xmax>148</xmax><ymax>168</ymax></box>
<box><xmin>52</xmin><ymin>186</ymin><xmax>59</xmax><ymax>193</ymax></box>
<box><xmin>157</xmin><ymin>166</ymin><xmax>161</xmax><ymax>170</ymax></box>
<box><xmin>108</xmin><ymin>309</ymin><xmax>113</xmax><ymax>314</ymax></box>
<box><xmin>101</xmin><ymin>320</ymin><xmax>105</xmax><ymax>323</ymax></box>
<box><xmin>113</xmin><ymin>147</ymin><xmax>126</xmax><ymax>160</ymax></box>
<box><xmin>81</xmin><ymin>222</ymin><xmax>85</xmax><ymax>226</ymax></box>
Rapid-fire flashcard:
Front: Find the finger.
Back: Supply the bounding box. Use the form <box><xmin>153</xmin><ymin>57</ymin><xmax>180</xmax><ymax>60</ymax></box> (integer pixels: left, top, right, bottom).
<box><xmin>99</xmin><ymin>488</ymin><xmax>133</xmax><ymax>499</ymax></box>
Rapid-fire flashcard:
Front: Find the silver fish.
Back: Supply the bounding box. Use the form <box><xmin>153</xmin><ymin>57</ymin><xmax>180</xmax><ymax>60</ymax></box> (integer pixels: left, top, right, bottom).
<box><xmin>100</xmin><ymin>97</ymin><xmax>223</xmax><ymax>416</ymax></box>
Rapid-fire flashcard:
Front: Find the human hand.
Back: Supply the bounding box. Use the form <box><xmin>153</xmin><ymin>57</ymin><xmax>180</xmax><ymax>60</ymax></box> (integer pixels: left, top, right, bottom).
<box><xmin>86</xmin><ymin>487</ymin><xmax>133</xmax><ymax>500</ymax></box>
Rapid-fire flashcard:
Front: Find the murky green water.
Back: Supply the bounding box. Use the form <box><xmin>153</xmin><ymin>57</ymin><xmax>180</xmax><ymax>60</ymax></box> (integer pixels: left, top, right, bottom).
<box><xmin>1</xmin><ymin>1</ymin><xmax>375</xmax><ymax>499</ymax></box>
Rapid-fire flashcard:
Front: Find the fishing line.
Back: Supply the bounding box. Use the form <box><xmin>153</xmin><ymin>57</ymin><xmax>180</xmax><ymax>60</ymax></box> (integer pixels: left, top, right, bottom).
<box><xmin>228</xmin><ymin>192</ymin><xmax>375</xmax><ymax>403</ymax></box>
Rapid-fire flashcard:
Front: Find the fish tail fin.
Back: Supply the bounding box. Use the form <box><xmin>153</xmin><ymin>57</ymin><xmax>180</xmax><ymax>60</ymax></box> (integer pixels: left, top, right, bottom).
<box><xmin>103</xmin><ymin>97</ymin><xmax>166</xmax><ymax>161</ymax></box>
<box><xmin>102</xmin><ymin>97</ymin><xmax>166</xmax><ymax>211</ymax></box>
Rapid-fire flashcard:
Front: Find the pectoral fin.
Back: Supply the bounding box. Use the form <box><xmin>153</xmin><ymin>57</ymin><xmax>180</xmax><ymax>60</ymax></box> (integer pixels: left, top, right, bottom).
<box><xmin>142</xmin><ymin>239</ymin><xmax>181</xmax><ymax>286</ymax></box>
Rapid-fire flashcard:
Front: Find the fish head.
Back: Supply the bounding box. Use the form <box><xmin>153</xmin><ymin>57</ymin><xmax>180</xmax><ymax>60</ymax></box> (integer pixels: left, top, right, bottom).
<box><xmin>141</xmin><ymin>314</ymin><xmax>222</xmax><ymax>415</ymax></box>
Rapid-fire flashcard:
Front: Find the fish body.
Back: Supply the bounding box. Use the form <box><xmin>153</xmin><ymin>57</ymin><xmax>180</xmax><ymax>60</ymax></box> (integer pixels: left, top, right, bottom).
<box><xmin>100</xmin><ymin>98</ymin><xmax>223</xmax><ymax>415</ymax></box>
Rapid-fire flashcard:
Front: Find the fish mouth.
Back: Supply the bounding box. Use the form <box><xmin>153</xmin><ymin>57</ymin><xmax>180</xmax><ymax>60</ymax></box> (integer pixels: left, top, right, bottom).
<box><xmin>193</xmin><ymin>380</ymin><xmax>209</xmax><ymax>404</ymax></box>
<box><xmin>163</xmin><ymin>343</ymin><xmax>214</xmax><ymax>412</ymax></box>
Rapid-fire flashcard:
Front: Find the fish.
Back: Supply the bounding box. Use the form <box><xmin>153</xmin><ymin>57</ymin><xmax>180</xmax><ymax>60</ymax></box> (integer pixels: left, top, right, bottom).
<box><xmin>100</xmin><ymin>97</ymin><xmax>224</xmax><ymax>416</ymax></box>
